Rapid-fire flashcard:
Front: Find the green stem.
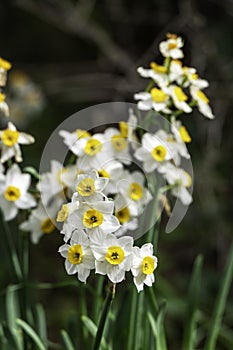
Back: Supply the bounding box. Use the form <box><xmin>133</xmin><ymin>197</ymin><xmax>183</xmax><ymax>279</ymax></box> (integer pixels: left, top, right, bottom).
<box><xmin>92</xmin><ymin>281</ymin><xmax>115</xmax><ymax>350</ymax></box>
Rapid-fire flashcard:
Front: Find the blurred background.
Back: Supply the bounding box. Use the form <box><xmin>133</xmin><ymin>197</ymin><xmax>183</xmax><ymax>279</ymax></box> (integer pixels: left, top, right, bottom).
<box><xmin>0</xmin><ymin>0</ymin><xmax>232</xmax><ymax>349</ymax></box>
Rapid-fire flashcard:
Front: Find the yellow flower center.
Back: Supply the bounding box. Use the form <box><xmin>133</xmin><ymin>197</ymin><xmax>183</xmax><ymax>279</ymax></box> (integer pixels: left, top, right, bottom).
<box><xmin>115</xmin><ymin>207</ymin><xmax>130</xmax><ymax>224</ymax></box>
<box><xmin>111</xmin><ymin>134</ymin><xmax>127</xmax><ymax>151</ymax></box>
<box><xmin>184</xmin><ymin>171</ymin><xmax>192</xmax><ymax>188</ymax></box>
<box><xmin>128</xmin><ymin>183</ymin><xmax>143</xmax><ymax>201</ymax></box>
<box><xmin>150</xmin><ymin>62</ymin><xmax>167</xmax><ymax>73</ymax></box>
<box><xmin>4</xmin><ymin>186</ymin><xmax>21</xmax><ymax>201</ymax></box>
<box><xmin>174</xmin><ymin>86</ymin><xmax>188</xmax><ymax>102</ymax></box>
<box><xmin>0</xmin><ymin>57</ymin><xmax>12</xmax><ymax>71</ymax></box>
<box><xmin>141</xmin><ymin>256</ymin><xmax>155</xmax><ymax>275</ymax></box>
<box><xmin>151</xmin><ymin>145</ymin><xmax>167</xmax><ymax>162</ymax></box>
<box><xmin>98</xmin><ymin>169</ymin><xmax>110</xmax><ymax>178</ymax></box>
<box><xmin>119</xmin><ymin>122</ymin><xmax>128</xmax><ymax>138</ymax></box>
<box><xmin>75</xmin><ymin>129</ymin><xmax>91</xmax><ymax>139</ymax></box>
<box><xmin>77</xmin><ymin>178</ymin><xmax>95</xmax><ymax>196</ymax></box>
<box><xmin>0</xmin><ymin>93</ymin><xmax>6</xmax><ymax>103</ymax></box>
<box><xmin>85</xmin><ymin>139</ymin><xmax>102</xmax><ymax>156</ymax></box>
<box><xmin>179</xmin><ymin>126</ymin><xmax>191</xmax><ymax>143</ymax></box>
<box><xmin>105</xmin><ymin>246</ymin><xmax>125</xmax><ymax>265</ymax></box>
<box><xmin>191</xmin><ymin>73</ymin><xmax>198</xmax><ymax>80</ymax></box>
<box><xmin>41</xmin><ymin>218</ymin><xmax>55</xmax><ymax>234</ymax></box>
<box><xmin>1</xmin><ymin>129</ymin><xmax>19</xmax><ymax>147</ymax></box>
<box><xmin>150</xmin><ymin>88</ymin><xmax>167</xmax><ymax>103</ymax></box>
<box><xmin>83</xmin><ymin>209</ymin><xmax>103</xmax><ymax>228</ymax></box>
<box><xmin>197</xmin><ymin>90</ymin><xmax>209</xmax><ymax>104</ymax></box>
<box><xmin>168</xmin><ymin>42</ymin><xmax>177</xmax><ymax>50</ymax></box>
<box><xmin>56</xmin><ymin>204</ymin><xmax>69</xmax><ymax>222</ymax></box>
<box><xmin>68</xmin><ymin>244</ymin><xmax>83</xmax><ymax>264</ymax></box>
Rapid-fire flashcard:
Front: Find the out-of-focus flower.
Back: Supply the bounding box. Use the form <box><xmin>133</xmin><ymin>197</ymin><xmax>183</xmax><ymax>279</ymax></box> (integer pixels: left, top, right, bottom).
<box><xmin>90</xmin><ymin>231</ymin><xmax>134</xmax><ymax>283</ymax></box>
<box><xmin>59</xmin><ymin>229</ymin><xmax>95</xmax><ymax>283</ymax></box>
<box><xmin>59</xmin><ymin>129</ymin><xmax>91</xmax><ymax>157</ymax></box>
<box><xmin>137</xmin><ymin>63</ymin><xmax>169</xmax><ymax>87</ymax></box>
<box><xmin>0</xmin><ymin>57</ymin><xmax>12</xmax><ymax>87</ymax></box>
<box><xmin>134</xmin><ymin>88</ymin><xmax>171</xmax><ymax>114</ymax></box>
<box><xmin>104</xmin><ymin>128</ymin><xmax>132</xmax><ymax>165</ymax></box>
<box><xmin>0</xmin><ymin>122</ymin><xmax>35</xmax><ymax>163</ymax></box>
<box><xmin>131</xmin><ymin>243</ymin><xmax>158</xmax><ymax>292</ymax></box>
<box><xmin>20</xmin><ymin>201</ymin><xmax>58</xmax><ymax>244</ymax></box>
<box><xmin>0</xmin><ymin>164</ymin><xmax>36</xmax><ymax>221</ymax></box>
<box><xmin>190</xmin><ymin>86</ymin><xmax>215</xmax><ymax>119</ymax></box>
<box><xmin>0</xmin><ymin>93</ymin><xmax>9</xmax><ymax>117</ymax></box>
<box><xmin>165</xmin><ymin>163</ymin><xmax>193</xmax><ymax>205</ymax></box>
<box><xmin>159</xmin><ymin>33</ymin><xmax>184</xmax><ymax>59</ymax></box>
<box><xmin>164</xmin><ymin>85</ymin><xmax>192</xmax><ymax>113</ymax></box>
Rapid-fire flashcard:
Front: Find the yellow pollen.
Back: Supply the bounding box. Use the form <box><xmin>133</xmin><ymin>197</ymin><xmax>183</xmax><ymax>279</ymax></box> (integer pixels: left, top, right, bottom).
<box><xmin>41</xmin><ymin>218</ymin><xmax>55</xmax><ymax>234</ymax></box>
<box><xmin>168</xmin><ymin>42</ymin><xmax>177</xmax><ymax>50</ymax></box>
<box><xmin>150</xmin><ymin>88</ymin><xmax>167</xmax><ymax>103</ymax></box>
<box><xmin>111</xmin><ymin>134</ymin><xmax>127</xmax><ymax>151</ymax></box>
<box><xmin>128</xmin><ymin>183</ymin><xmax>143</xmax><ymax>201</ymax></box>
<box><xmin>1</xmin><ymin>129</ymin><xmax>19</xmax><ymax>147</ymax></box>
<box><xmin>0</xmin><ymin>93</ymin><xmax>6</xmax><ymax>103</ymax></box>
<box><xmin>179</xmin><ymin>126</ymin><xmax>191</xmax><ymax>143</ymax></box>
<box><xmin>105</xmin><ymin>246</ymin><xmax>125</xmax><ymax>265</ymax></box>
<box><xmin>119</xmin><ymin>122</ymin><xmax>128</xmax><ymax>138</ymax></box>
<box><xmin>83</xmin><ymin>209</ymin><xmax>103</xmax><ymax>228</ymax></box>
<box><xmin>68</xmin><ymin>244</ymin><xmax>83</xmax><ymax>265</ymax></box>
<box><xmin>197</xmin><ymin>90</ymin><xmax>209</xmax><ymax>104</ymax></box>
<box><xmin>150</xmin><ymin>62</ymin><xmax>167</xmax><ymax>73</ymax></box>
<box><xmin>151</xmin><ymin>145</ymin><xmax>167</xmax><ymax>162</ymax></box>
<box><xmin>115</xmin><ymin>207</ymin><xmax>130</xmax><ymax>224</ymax></box>
<box><xmin>56</xmin><ymin>204</ymin><xmax>69</xmax><ymax>222</ymax></box>
<box><xmin>174</xmin><ymin>86</ymin><xmax>188</xmax><ymax>102</ymax></box>
<box><xmin>98</xmin><ymin>169</ymin><xmax>110</xmax><ymax>178</ymax></box>
<box><xmin>141</xmin><ymin>256</ymin><xmax>155</xmax><ymax>274</ymax></box>
<box><xmin>0</xmin><ymin>57</ymin><xmax>12</xmax><ymax>71</ymax></box>
<box><xmin>85</xmin><ymin>139</ymin><xmax>102</xmax><ymax>156</ymax></box>
<box><xmin>77</xmin><ymin>178</ymin><xmax>95</xmax><ymax>196</ymax></box>
<box><xmin>4</xmin><ymin>186</ymin><xmax>21</xmax><ymax>201</ymax></box>
<box><xmin>75</xmin><ymin>129</ymin><xmax>91</xmax><ymax>139</ymax></box>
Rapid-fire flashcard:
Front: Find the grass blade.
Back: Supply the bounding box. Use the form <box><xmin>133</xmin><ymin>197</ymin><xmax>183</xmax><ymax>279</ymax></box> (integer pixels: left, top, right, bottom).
<box><xmin>182</xmin><ymin>255</ymin><xmax>203</xmax><ymax>350</ymax></box>
<box><xmin>36</xmin><ymin>304</ymin><xmax>48</xmax><ymax>349</ymax></box>
<box><xmin>204</xmin><ymin>242</ymin><xmax>233</xmax><ymax>350</ymax></box>
<box><xmin>60</xmin><ymin>329</ymin><xmax>75</xmax><ymax>350</ymax></box>
<box><xmin>16</xmin><ymin>318</ymin><xmax>46</xmax><ymax>350</ymax></box>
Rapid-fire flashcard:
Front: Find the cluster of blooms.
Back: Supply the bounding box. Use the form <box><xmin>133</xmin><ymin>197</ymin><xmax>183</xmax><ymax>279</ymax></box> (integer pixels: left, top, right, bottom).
<box><xmin>0</xmin><ymin>34</ymin><xmax>215</xmax><ymax>293</ymax></box>
<box><xmin>0</xmin><ymin>57</ymin><xmax>12</xmax><ymax>117</ymax></box>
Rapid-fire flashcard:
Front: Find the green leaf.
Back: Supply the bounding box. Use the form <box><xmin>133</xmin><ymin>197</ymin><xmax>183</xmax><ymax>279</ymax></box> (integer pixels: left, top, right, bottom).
<box><xmin>148</xmin><ymin>300</ymin><xmax>167</xmax><ymax>350</ymax></box>
<box><xmin>60</xmin><ymin>329</ymin><xmax>75</xmax><ymax>350</ymax></box>
<box><xmin>81</xmin><ymin>315</ymin><xmax>109</xmax><ymax>350</ymax></box>
<box><xmin>35</xmin><ymin>304</ymin><xmax>48</xmax><ymax>348</ymax></box>
<box><xmin>204</xmin><ymin>242</ymin><xmax>233</xmax><ymax>350</ymax></box>
<box><xmin>182</xmin><ymin>255</ymin><xmax>203</xmax><ymax>350</ymax></box>
<box><xmin>16</xmin><ymin>318</ymin><xmax>46</xmax><ymax>350</ymax></box>
<box><xmin>23</xmin><ymin>166</ymin><xmax>40</xmax><ymax>180</ymax></box>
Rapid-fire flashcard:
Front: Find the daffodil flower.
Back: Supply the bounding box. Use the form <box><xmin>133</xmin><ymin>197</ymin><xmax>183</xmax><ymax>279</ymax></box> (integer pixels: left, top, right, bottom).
<box><xmin>159</xmin><ymin>34</ymin><xmax>184</xmax><ymax>59</ymax></box>
<box><xmin>190</xmin><ymin>86</ymin><xmax>215</xmax><ymax>119</ymax></box>
<box><xmin>59</xmin><ymin>229</ymin><xmax>95</xmax><ymax>283</ymax></box>
<box><xmin>0</xmin><ymin>122</ymin><xmax>35</xmax><ymax>163</ymax></box>
<box><xmin>131</xmin><ymin>243</ymin><xmax>158</xmax><ymax>292</ymax></box>
<box><xmin>0</xmin><ymin>164</ymin><xmax>36</xmax><ymax>221</ymax></box>
<box><xmin>59</xmin><ymin>129</ymin><xmax>91</xmax><ymax>156</ymax></box>
<box><xmin>75</xmin><ymin>170</ymin><xmax>108</xmax><ymax>202</ymax></box>
<box><xmin>134</xmin><ymin>87</ymin><xmax>171</xmax><ymax>114</ymax></box>
<box><xmin>90</xmin><ymin>231</ymin><xmax>134</xmax><ymax>283</ymax></box>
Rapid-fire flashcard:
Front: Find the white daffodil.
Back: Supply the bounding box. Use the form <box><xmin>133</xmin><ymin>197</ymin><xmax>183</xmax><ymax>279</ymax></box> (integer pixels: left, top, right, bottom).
<box><xmin>164</xmin><ymin>85</ymin><xmax>192</xmax><ymax>113</ymax></box>
<box><xmin>171</xmin><ymin>118</ymin><xmax>191</xmax><ymax>161</ymax></box>
<box><xmin>0</xmin><ymin>122</ymin><xmax>35</xmax><ymax>163</ymax></box>
<box><xmin>76</xmin><ymin>133</ymin><xmax>109</xmax><ymax>170</ymax></box>
<box><xmin>66</xmin><ymin>200</ymin><xmax>120</xmax><ymax>235</ymax></box>
<box><xmin>0</xmin><ymin>164</ymin><xmax>36</xmax><ymax>221</ymax></box>
<box><xmin>75</xmin><ymin>170</ymin><xmax>108</xmax><ymax>202</ymax></box>
<box><xmin>190</xmin><ymin>86</ymin><xmax>215</xmax><ymax>119</ymax></box>
<box><xmin>90</xmin><ymin>230</ymin><xmax>133</xmax><ymax>283</ymax></box>
<box><xmin>89</xmin><ymin>159</ymin><xmax>123</xmax><ymax>195</ymax></box>
<box><xmin>116</xmin><ymin>170</ymin><xmax>152</xmax><ymax>216</ymax></box>
<box><xmin>103</xmin><ymin>128</ymin><xmax>132</xmax><ymax>165</ymax></box>
<box><xmin>134</xmin><ymin>87</ymin><xmax>171</xmax><ymax>114</ymax></box>
<box><xmin>0</xmin><ymin>93</ymin><xmax>9</xmax><ymax>117</ymax></box>
<box><xmin>37</xmin><ymin>160</ymin><xmax>73</xmax><ymax>205</ymax></box>
<box><xmin>59</xmin><ymin>164</ymin><xmax>80</xmax><ymax>197</ymax></box>
<box><xmin>137</xmin><ymin>62</ymin><xmax>169</xmax><ymax>87</ymax></box>
<box><xmin>114</xmin><ymin>194</ymin><xmax>138</xmax><ymax>238</ymax></box>
<box><xmin>182</xmin><ymin>67</ymin><xmax>209</xmax><ymax>89</ymax></box>
<box><xmin>20</xmin><ymin>201</ymin><xmax>58</xmax><ymax>244</ymax></box>
<box><xmin>165</xmin><ymin>163</ymin><xmax>193</xmax><ymax>205</ymax></box>
<box><xmin>119</xmin><ymin>108</ymin><xmax>138</xmax><ymax>144</ymax></box>
<box><xmin>59</xmin><ymin>229</ymin><xmax>95</xmax><ymax>283</ymax></box>
<box><xmin>57</xmin><ymin>201</ymin><xmax>80</xmax><ymax>242</ymax></box>
<box><xmin>131</xmin><ymin>243</ymin><xmax>158</xmax><ymax>292</ymax></box>
<box><xmin>59</xmin><ymin>129</ymin><xmax>91</xmax><ymax>156</ymax></box>
<box><xmin>159</xmin><ymin>34</ymin><xmax>184</xmax><ymax>59</ymax></box>
<box><xmin>0</xmin><ymin>57</ymin><xmax>11</xmax><ymax>87</ymax></box>
<box><xmin>134</xmin><ymin>132</ymin><xmax>172</xmax><ymax>173</ymax></box>
<box><xmin>168</xmin><ymin>60</ymin><xmax>184</xmax><ymax>84</ymax></box>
